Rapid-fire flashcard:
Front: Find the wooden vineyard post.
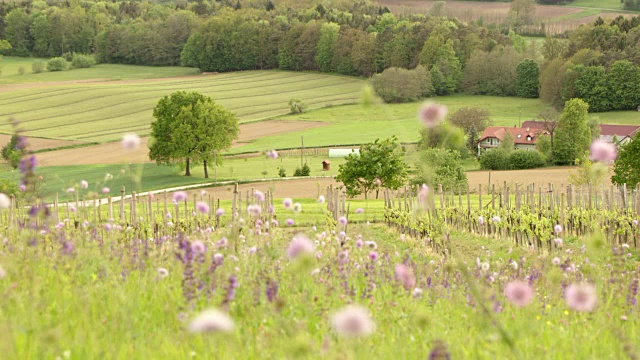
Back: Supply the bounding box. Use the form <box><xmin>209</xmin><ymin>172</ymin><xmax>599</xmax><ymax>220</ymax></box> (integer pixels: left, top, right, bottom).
<box><xmin>438</xmin><ymin>184</ymin><xmax>444</xmax><ymax>209</ymax></box>
<box><xmin>148</xmin><ymin>194</ymin><xmax>153</xmax><ymax>225</ymax></box>
<box><xmin>478</xmin><ymin>184</ymin><xmax>482</xmax><ymax>210</ymax></box>
<box><xmin>466</xmin><ymin>185</ymin><xmax>471</xmax><ymax>213</ymax></box>
<box><xmin>108</xmin><ymin>197</ymin><xmax>113</xmax><ymax>220</ymax></box>
<box><xmin>491</xmin><ymin>184</ymin><xmax>495</xmax><ymax>210</ymax></box>
<box><xmin>131</xmin><ymin>191</ymin><xmax>137</xmax><ymax>225</ymax></box>
<box><xmin>53</xmin><ymin>193</ymin><xmax>59</xmax><ymax>223</ymax></box>
<box><xmin>120</xmin><ymin>186</ymin><xmax>126</xmax><ymax>221</ymax></box>
<box><xmin>232</xmin><ymin>183</ymin><xmax>238</xmax><ymax>219</ymax></box>
<box><xmin>515</xmin><ymin>185</ymin><xmax>521</xmax><ymax>211</ymax></box>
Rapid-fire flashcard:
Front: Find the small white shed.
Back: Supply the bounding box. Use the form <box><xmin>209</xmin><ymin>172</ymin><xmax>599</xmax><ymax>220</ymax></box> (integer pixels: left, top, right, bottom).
<box><xmin>328</xmin><ymin>148</ymin><xmax>360</xmax><ymax>158</ymax></box>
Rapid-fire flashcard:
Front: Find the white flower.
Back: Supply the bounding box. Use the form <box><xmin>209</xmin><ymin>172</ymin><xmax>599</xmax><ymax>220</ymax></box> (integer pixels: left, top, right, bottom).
<box><xmin>0</xmin><ymin>193</ymin><xmax>10</xmax><ymax>209</ymax></box>
<box><xmin>188</xmin><ymin>309</ymin><xmax>235</xmax><ymax>333</ymax></box>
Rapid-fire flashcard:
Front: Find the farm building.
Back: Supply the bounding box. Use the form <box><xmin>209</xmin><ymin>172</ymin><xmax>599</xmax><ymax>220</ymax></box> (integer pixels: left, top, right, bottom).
<box><xmin>328</xmin><ymin>148</ymin><xmax>359</xmax><ymax>158</ymax></box>
<box><xmin>477</xmin><ymin>126</ymin><xmax>545</xmax><ymax>155</ymax></box>
<box><xmin>521</xmin><ymin>121</ymin><xmax>640</xmax><ymax>145</ymax></box>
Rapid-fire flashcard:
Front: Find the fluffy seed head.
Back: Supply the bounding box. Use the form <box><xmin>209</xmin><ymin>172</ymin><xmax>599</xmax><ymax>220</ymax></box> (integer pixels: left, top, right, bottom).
<box><xmin>338</xmin><ymin>216</ymin><xmax>348</xmax><ymax>225</ymax></box>
<box><xmin>157</xmin><ymin>268</ymin><xmax>169</xmax><ymax>279</ymax></box>
<box><xmin>331</xmin><ymin>305</ymin><xmax>376</xmax><ymax>337</ymax></box>
<box><xmin>317</xmin><ymin>195</ymin><xmax>325</xmax><ymax>204</ymax></box>
<box><xmin>504</xmin><ymin>281</ymin><xmax>534</xmax><ymax>307</ymax></box>
<box><xmin>254</xmin><ymin>190</ymin><xmax>265</xmax><ymax>202</ymax></box>
<box><xmin>292</xmin><ymin>203</ymin><xmax>302</xmax><ymax>213</ymax></box>
<box><xmin>188</xmin><ymin>309</ymin><xmax>235</xmax><ymax>333</ymax></box>
<box><xmin>80</xmin><ymin>180</ymin><xmax>88</xmax><ymax>189</ymax></box>
<box><xmin>215</xmin><ymin>208</ymin><xmax>225</xmax><ymax>217</ymax></box>
<box><xmin>554</xmin><ymin>224</ymin><xmax>563</xmax><ymax>234</ymax></box>
<box><xmin>102</xmin><ymin>187</ymin><xmax>110</xmax><ymax>194</ymax></box>
<box><xmin>196</xmin><ymin>201</ymin><xmax>209</xmax><ymax>214</ymax></box>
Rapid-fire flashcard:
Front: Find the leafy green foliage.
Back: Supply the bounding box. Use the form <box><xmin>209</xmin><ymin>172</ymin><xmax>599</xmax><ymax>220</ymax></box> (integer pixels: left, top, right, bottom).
<box><xmin>569</xmin><ymin>156</ymin><xmax>608</xmax><ymax>186</ymax></box>
<box><xmin>370</xmin><ymin>66</ymin><xmax>433</xmax><ymax>103</ymax></box>
<box><xmin>289</xmin><ymin>99</ymin><xmax>307</xmax><ymax>114</ymax></box>
<box><xmin>47</xmin><ymin>57</ymin><xmax>68</xmax><ymax>72</ymax></box>
<box><xmin>31</xmin><ymin>61</ymin><xmax>45</xmax><ymax>74</ymax></box>
<box><xmin>149</xmin><ymin>91</ymin><xmax>239</xmax><ymax>177</ymax></box>
<box><xmin>336</xmin><ymin>137</ymin><xmax>407</xmax><ymax>199</ymax></box>
<box><xmin>293</xmin><ymin>163</ymin><xmax>311</xmax><ymax>177</ymax></box>
<box><xmin>413</xmin><ymin>148</ymin><xmax>468</xmax><ymax>191</ymax></box>
<box><xmin>515</xmin><ymin>59</ymin><xmax>539</xmax><ymax>98</ymax></box>
<box><xmin>478</xmin><ymin>149</ymin><xmax>510</xmax><ymax>170</ymax></box>
<box><xmin>315</xmin><ymin>22</ymin><xmax>340</xmax><ymax>73</ymax></box>
<box><xmin>536</xmin><ymin>135</ymin><xmax>552</xmax><ymax>161</ymax></box>
<box><xmin>508</xmin><ymin>150</ymin><xmax>546</xmax><ymax>169</ymax></box>
<box><xmin>612</xmin><ymin>133</ymin><xmax>640</xmax><ymax>187</ymax></box>
<box><xmin>1</xmin><ymin>135</ymin><xmax>25</xmax><ymax>169</ymax></box>
<box><xmin>553</xmin><ymin>99</ymin><xmax>591</xmax><ymax>165</ymax></box>
<box><xmin>71</xmin><ymin>54</ymin><xmax>97</xmax><ymax>69</ymax></box>
<box><xmin>418</xmin><ymin>122</ymin><xmax>467</xmax><ymax>155</ymax></box>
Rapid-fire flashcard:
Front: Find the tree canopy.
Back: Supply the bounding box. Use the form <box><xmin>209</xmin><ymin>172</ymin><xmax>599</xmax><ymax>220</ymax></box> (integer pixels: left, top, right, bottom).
<box><xmin>336</xmin><ymin>137</ymin><xmax>407</xmax><ymax>199</ymax></box>
<box><xmin>553</xmin><ymin>98</ymin><xmax>591</xmax><ymax>165</ymax></box>
<box><xmin>149</xmin><ymin>91</ymin><xmax>239</xmax><ymax>177</ymax></box>
<box><xmin>612</xmin><ymin>133</ymin><xmax>640</xmax><ymax>188</ymax></box>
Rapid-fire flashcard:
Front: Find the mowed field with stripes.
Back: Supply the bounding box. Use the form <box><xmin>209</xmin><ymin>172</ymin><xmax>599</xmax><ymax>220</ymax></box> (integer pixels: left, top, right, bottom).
<box><xmin>0</xmin><ymin>71</ymin><xmax>365</xmax><ymax>142</ymax></box>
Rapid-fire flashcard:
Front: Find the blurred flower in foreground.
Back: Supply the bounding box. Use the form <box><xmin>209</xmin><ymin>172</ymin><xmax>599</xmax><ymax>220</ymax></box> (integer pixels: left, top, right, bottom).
<box><xmin>331</xmin><ymin>305</ymin><xmax>375</xmax><ymax>337</ymax></box>
<box><xmin>188</xmin><ymin>309</ymin><xmax>235</xmax><ymax>333</ymax></box>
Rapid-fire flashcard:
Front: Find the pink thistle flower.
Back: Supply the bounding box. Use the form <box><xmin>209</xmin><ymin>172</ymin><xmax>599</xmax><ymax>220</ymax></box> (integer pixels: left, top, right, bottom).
<box><xmin>254</xmin><ymin>190</ymin><xmax>265</xmax><ymax>202</ymax></box>
<box><xmin>101</xmin><ymin>187</ymin><xmax>110</xmax><ymax>194</ymax></box>
<box><xmin>173</xmin><ymin>191</ymin><xmax>187</xmax><ymax>202</ymax></box>
<box><xmin>80</xmin><ymin>180</ymin><xmax>88</xmax><ymax>189</ymax></box>
<box><xmin>355</xmin><ymin>208</ymin><xmax>364</xmax><ymax>214</ymax></box>
<box><xmin>247</xmin><ymin>205</ymin><xmax>261</xmax><ymax>217</ymax></box>
<box><xmin>589</xmin><ymin>139</ymin><xmax>617</xmax><ymax>163</ymax></box>
<box><xmin>374</xmin><ymin>178</ymin><xmax>382</xmax><ymax>187</ymax></box>
<box><xmin>157</xmin><ymin>268</ymin><xmax>169</xmax><ymax>279</ymax></box>
<box><xmin>338</xmin><ymin>216</ymin><xmax>348</xmax><ymax>225</ymax></box>
<box><xmin>287</xmin><ymin>234</ymin><xmax>315</xmax><ymax>259</ymax></box>
<box><xmin>356</xmin><ymin>239</ymin><xmax>364</xmax><ymax>248</ymax></box>
<box><xmin>188</xmin><ymin>309</ymin><xmax>235</xmax><ymax>333</ymax></box>
<box><xmin>554</xmin><ymin>224</ymin><xmax>563</xmax><ymax>234</ymax></box>
<box><xmin>317</xmin><ymin>195</ymin><xmax>325</xmax><ymax>204</ymax></box>
<box><xmin>492</xmin><ymin>216</ymin><xmax>501</xmax><ymax>223</ymax></box>
<box><xmin>122</xmin><ymin>133</ymin><xmax>141</xmax><ymax>150</ymax></box>
<box><xmin>369</xmin><ymin>251</ymin><xmax>379</xmax><ymax>261</ymax></box>
<box><xmin>215</xmin><ymin>208</ymin><xmax>224</xmax><ymax>217</ymax></box>
<box><xmin>504</xmin><ymin>281</ymin><xmax>534</xmax><ymax>307</ymax></box>
<box><xmin>394</xmin><ymin>264</ymin><xmax>416</xmax><ymax>290</ymax></box>
<box><xmin>331</xmin><ymin>305</ymin><xmax>376</xmax><ymax>337</ymax></box>
<box><xmin>283</xmin><ymin>198</ymin><xmax>293</xmax><ymax>209</ymax></box>
<box><xmin>552</xmin><ymin>257</ymin><xmax>561</xmax><ymax>266</ymax></box>
<box><xmin>69</xmin><ymin>204</ymin><xmax>76</xmax><ymax>213</ymax></box>
<box><xmin>191</xmin><ymin>241</ymin><xmax>206</xmax><ymax>254</ymax></box>
<box><xmin>286</xmin><ymin>219</ymin><xmax>294</xmax><ymax>226</ymax></box>
<box><xmin>266</xmin><ymin>150</ymin><xmax>278</xmax><ymax>159</ymax></box>
<box><xmin>196</xmin><ymin>201</ymin><xmax>209</xmax><ymax>214</ymax></box>
<box><xmin>271</xmin><ymin>219</ymin><xmax>279</xmax><ymax>226</ymax></box>
<box><xmin>418</xmin><ymin>102</ymin><xmax>447</xmax><ymax>128</ymax></box>
<box><xmin>338</xmin><ymin>250</ymin><xmax>349</xmax><ymax>265</ymax></box>
<box><xmin>565</xmin><ymin>283</ymin><xmax>597</xmax><ymax>312</ymax></box>
<box><xmin>364</xmin><ymin>241</ymin><xmax>377</xmax><ymax>249</ymax></box>
<box><xmin>633</xmin><ymin>219</ymin><xmax>638</xmax><ymax>227</ymax></box>
<box><xmin>19</xmin><ymin>185</ymin><xmax>26</xmax><ymax>192</ymax></box>
<box><xmin>554</xmin><ymin>238</ymin><xmax>563</xmax><ymax>248</ymax></box>
<box><xmin>66</xmin><ymin>187</ymin><xmax>75</xmax><ymax>193</ymax></box>
<box><xmin>478</xmin><ymin>216</ymin><xmax>485</xmax><ymax>225</ymax></box>
<box><xmin>216</xmin><ymin>237</ymin><xmax>228</xmax><ymax>248</ymax></box>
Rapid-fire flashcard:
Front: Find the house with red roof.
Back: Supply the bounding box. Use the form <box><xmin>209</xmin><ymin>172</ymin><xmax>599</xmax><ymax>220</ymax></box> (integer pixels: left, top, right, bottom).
<box><xmin>520</xmin><ymin>121</ymin><xmax>640</xmax><ymax>145</ymax></box>
<box><xmin>477</xmin><ymin>126</ymin><xmax>545</xmax><ymax>155</ymax></box>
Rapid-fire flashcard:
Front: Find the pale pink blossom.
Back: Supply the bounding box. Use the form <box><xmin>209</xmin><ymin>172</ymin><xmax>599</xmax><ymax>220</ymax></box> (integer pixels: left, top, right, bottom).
<box><xmin>331</xmin><ymin>305</ymin><xmax>375</xmax><ymax>337</ymax></box>
<box><xmin>504</xmin><ymin>281</ymin><xmax>534</xmax><ymax>307</ymax></box>
<box><xmin>565</xmin><ymin>283</ymin><xmax>597</xmax><ymax>312</ymax></box>
<box><xmin>590</xmin><ymin>139</ymin><xmax>617</xmax><ymax>162</ymax></box>
<box><xmin>122</xmin><ymin>133</ymin><xmax>141</xmax><ymax>150</ymax></box>
<box><xmin>80</xmin><ymin>180</ymin><xmax>88</xmax><ymax>189</ymax></box>
<box><xmin>287</xmin><ymin>234</ymin><xmax>315</xmax><ymax>259</ymax></box>
<box><xmin>266</xmin><ymin>150</ymin><xmax>278</xmax><ymax>159</ymax></box>
<box><xmin>394</xmin><ymin>264</ymin><xmax>416</xmax><ymax>290</ymax></box>
<box><xmin>173</xmin><ymin>191</ymin><xmax>187</xmax><ymax>202</ymax></box>
<box><xmin>418</xmin><ymin>102</ymin><xmax>447</xmax><ymax>128</ymax></box>
<box><xmin>283</xmin><ymin>198</ymin><xmax>293</xmax><ymax>209</ymax></box>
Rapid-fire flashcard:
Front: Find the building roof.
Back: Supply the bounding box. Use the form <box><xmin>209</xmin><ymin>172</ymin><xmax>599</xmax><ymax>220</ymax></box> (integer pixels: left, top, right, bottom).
<box><xmin>521</xmin><ymin>120</ymin><xmax>546</xmax><ymax>130</ymax></box>
<box><xmin>599</xmin><ymin>124</ymin><xmax>640</xmax><ymax>137</ymax></box>
<box><xmin>479</xmin><ymin>126</ymin><xmax>542</xmax><ymax>145</ymax></box>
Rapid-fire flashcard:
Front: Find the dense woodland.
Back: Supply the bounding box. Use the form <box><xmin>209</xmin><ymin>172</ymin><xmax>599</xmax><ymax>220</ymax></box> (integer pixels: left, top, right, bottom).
<box><xmin>0</xmin><ymin>0</ymin><xmax>639</xmax><ymax>112</ymax></box>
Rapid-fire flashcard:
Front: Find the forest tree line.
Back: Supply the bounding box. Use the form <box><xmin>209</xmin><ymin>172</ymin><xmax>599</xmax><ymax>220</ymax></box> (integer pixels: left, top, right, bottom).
<box><xmin>1</xmin><ymin>0</ymin><xmax>639</xmax><ymax>111</ymax></box>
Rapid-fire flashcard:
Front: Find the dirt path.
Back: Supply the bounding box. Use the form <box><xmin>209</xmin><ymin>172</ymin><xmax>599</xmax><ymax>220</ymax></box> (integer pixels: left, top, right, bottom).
<box><xmin>35</xmin><ymin>120</ymin><xmax>327</xmax><ymax>166</ymax></box>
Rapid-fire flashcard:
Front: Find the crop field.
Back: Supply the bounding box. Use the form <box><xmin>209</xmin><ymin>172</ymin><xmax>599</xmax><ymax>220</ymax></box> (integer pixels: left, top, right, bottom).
<box><xmin>0</xmin><ymin>56</ymin><xmax>200</xmax><ymax>85</ymax></box>
<box><xmin>0</xmin><ymin>71</ymin><xmax>365</xmax><ymax>142</ymax></box>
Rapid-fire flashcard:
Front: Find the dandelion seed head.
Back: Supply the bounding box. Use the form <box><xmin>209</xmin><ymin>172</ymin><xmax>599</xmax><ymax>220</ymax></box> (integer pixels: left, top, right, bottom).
<box><xmin>122</xmin><ymin>133</ymin><xmax>141</xmax><ymax>150</ymax></box>
<box><xmin>504</xmin><ymin>281</ymin><xmax>534</xmax><ymax>307</ymax></box>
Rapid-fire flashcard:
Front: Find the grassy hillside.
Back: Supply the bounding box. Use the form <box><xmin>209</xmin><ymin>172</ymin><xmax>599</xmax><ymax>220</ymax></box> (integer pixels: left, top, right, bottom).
<box><xmin>0</xmin><ymin>57</ymin><xmax>199</xmax><ymax>84</ymax></box>
<box><xmin>231</xmin><ymin>94</ymin><xmax>640</xmax><ymax>154</ymax></box>
<box><xmin>0</xmin><ymin>71</ymin><xmax>365</xmax><ymax>142</ymax></box>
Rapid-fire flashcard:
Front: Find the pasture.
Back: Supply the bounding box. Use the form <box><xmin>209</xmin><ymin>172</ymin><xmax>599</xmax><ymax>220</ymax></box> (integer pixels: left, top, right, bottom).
<box><xmin>0</xmin><ymin>71</ymin><xmax>365</xmax><ymax>142</ymax></box>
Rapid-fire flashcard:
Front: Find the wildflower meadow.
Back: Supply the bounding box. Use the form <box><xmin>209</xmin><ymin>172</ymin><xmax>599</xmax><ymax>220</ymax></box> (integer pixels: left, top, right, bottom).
<box><xmin>0</xmin><ymin>102</ymin><xmax>638</xmax><ymax>360</ymax></box>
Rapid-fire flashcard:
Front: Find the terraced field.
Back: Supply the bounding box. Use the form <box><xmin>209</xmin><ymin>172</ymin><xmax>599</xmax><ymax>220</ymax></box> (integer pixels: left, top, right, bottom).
<box><xmin>0</xmin><ymin>71</ymin><xmax>365</xmax><ymax>142</ymax></box>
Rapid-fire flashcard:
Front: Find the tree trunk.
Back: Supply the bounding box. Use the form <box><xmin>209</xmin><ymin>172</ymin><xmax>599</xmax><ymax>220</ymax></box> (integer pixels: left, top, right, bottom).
<box><xmin>214</xmin><ymin>151</ymin><xmax>217</xmax><ymax>181</ymax></box>
<box><xmin>204</xmin><ymin>159</ymin><xmax>209</xmax><ymax>179</ymax></box>
<box><xmin>185</xmin><ymin>157</ymin><xmax>191</xmax><ymax>176</ymax></box>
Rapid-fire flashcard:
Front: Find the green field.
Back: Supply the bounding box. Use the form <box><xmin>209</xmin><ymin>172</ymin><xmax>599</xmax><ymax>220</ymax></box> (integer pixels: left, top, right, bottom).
<box><xmin>564</xmin><ymin>0</ymin><xmax>629</xmax><ymax>10</ymax></box>
<box><xmin>0</xmin><ymin>71</ymin><xmax>365</xmax><ymax>142</ymax></box>
<box><xmin>231</xmin><ymin>95</ymin><xmax>640</xmax><ymax>154</ymax></box>
<box><xmin>0</xmin><ymin>56</ymin><xmax>199</xmax><ymax>84</ymax></box>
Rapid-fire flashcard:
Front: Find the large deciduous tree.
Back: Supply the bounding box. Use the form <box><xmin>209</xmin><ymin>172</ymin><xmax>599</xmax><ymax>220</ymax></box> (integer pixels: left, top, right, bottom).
<box><xmin>612</xmin><ymin>133</ymin><xmax>640</xmax><ymax>188</ymax></box>
<box><xmin>336</xmin><ymin>137</ymin><xmax>407</xmax><ymax>199</ymax></box>
<box><xmin>553</xmin><ymin>98</ymin><xmax>591</xmax><ymax>165</ymax></box>
<box><xmin>515</xmin><ymin>59</ymin><xmax>540</xmax><ymax>98</ymax></box>
<box><xmin>149</xmin><ymin>91</ymin><xmax>239</xmax><ymax>177</ymax></box>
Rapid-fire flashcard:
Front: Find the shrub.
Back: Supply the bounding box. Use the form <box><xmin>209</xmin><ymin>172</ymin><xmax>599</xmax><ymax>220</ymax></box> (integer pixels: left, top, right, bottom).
<box><xmin>478</xmin><ymin>149</ymin><xmax>510</xmax><ymax>170</ymax></box>
<box><xmin>508</xmin><ymin>150</ymin><xmax>546</xmax><ymax>169</ymax></box>
<box><xmin>412</xmin><ymin>148</ymin><xmax>468</xmax><ymax>191</ymax></box>
<box><xmin>289</xmin><ymin>99</ymin><xmax>307</xmax><ymax>114</ymax></box>
<box><xmin>17</xmin><ymin>66</ymin><xmax>25</xmax><ymax>75</ymax></box>
<box><xmin>47</xmin><ymin>57</ymin><xmax>68</xmax><ymax>72</ymax></box>
<box><xmin>293</xmin><ymin>163</ymin><xmax>311</xmax><ymax>176</ymax></box>
<box><xmin>370</xmin><ymin>65</ymin><xmax>433</xmax><ymax>103</ymax></box>
<box><xmin>72</xmin><ymin>54</ymin><xmax>97</xmax><ymax>69</ymax></box>
<box><xmin>32</xmin><ymin>60</ymin><xmax>45</xmax><ymax>74</ymax></box>
<box><xmin>278</xmin><ymin>167</ymin><xmax>286</xmax><ymax>177</ymax></box>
